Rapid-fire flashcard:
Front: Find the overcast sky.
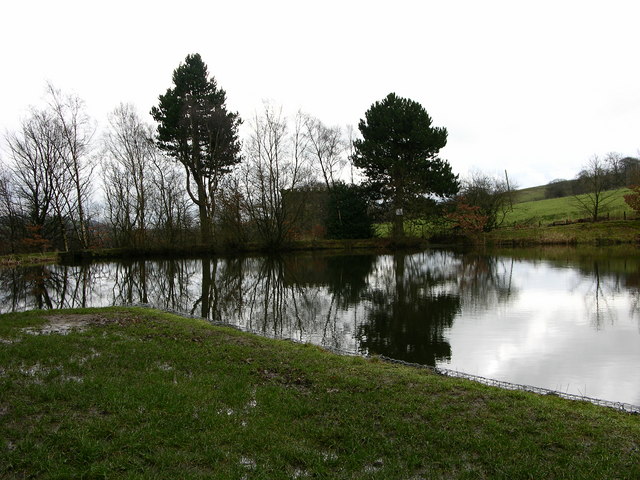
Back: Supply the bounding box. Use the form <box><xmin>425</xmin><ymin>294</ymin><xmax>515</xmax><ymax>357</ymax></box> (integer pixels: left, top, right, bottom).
<box><xmin>2</xmin><ymin>0</ymin><xmax>639</xmax><ymax>188</ymax></box>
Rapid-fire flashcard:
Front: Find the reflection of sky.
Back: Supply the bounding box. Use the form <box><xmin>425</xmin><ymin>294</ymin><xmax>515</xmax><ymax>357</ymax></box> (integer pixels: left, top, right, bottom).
<box><xmin>444</xmin><ymin>262</ymin><xmax>640</xmax><ymax>406</ymax></box>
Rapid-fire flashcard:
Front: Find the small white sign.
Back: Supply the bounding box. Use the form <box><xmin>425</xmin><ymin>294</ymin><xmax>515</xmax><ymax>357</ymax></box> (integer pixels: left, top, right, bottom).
<box><xmin>395</xmin><ymin>209</ymin><xmax>403</xmax><ymax>216</ymax></box>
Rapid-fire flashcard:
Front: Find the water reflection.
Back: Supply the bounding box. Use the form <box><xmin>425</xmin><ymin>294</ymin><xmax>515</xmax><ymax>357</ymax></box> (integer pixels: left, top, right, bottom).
<box><xmin>0</xmin><ymin>263</ymin><xmax>106</xmax><ymax>311</ymax></box>
<box><xmin>1</xmin><ymin>247</ymin><xmax>640</xmax><ymax>405</ymax></box>
<box><xmin>357</xmin><ymin>253</ymin><xmax>459</xmax><ymax>365</ymax></box>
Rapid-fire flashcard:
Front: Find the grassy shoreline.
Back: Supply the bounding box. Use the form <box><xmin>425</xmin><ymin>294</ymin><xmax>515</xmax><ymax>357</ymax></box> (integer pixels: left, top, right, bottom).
<box><xmin>1</xmin><ymin>307</ymin><xmax>638</xmax><ymax>479</ymax></box>
<box><xmin>484</xmin><ymin>220</ymin><xmax>640</xmax><ymax>246</ymax></box>
<box><xmin>0</xmin><ymin>252</ymin><xmax>60</xmax><ymax>268</ymax></box>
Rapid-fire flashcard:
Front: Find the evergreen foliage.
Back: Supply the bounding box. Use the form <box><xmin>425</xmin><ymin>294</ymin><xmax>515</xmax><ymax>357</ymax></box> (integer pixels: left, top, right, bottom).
<box><xmin>150</xmin><ymin>53</ymin><xmax>242</xmax><ymax>243</ymax></box>
<box><xmin>325</xmin><ymin>183</ymin><xmax>373</xmax><ymax>239</ymax></box>
<box><xmin>352</xmin><ymin>93</ymin><xmax>458</xmax><ymax>237</ymax></box>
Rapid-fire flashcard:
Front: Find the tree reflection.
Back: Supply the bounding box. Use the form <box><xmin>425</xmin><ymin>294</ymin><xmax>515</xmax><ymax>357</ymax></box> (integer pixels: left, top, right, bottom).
<box><xmin>357</xmin><ymin>253</ymin><xmax>460</xmax><ymax>366</ymax></box>
<box><xmin>26</xmin><ymin>266</ymin><xmax>53</xmax><ymax>309</ymax></box>
<box><xmin>355</xmin><ymin>251</ymin><xmax>521</xmax><ymax>366</ymax></box>
<box><xmin>110</xmin><ymin>259</ymin><xmax>199</xmax><ymax>311</ymax></box>
<box><xmin>4</xmin><ymin>247</ymin><xmax>639</xmax><ymax>354</ymax></box>
<box><xmin>455</xmin><ymin>252</ymin><xmax>517</xmax><ymax>309</ymax></box>
<box><xmin>195</xmin><ymin>253</ymin><xmax>374</xmax><ymax>352</ymax></box>
<box><xmin>194</xmin><ymin>257</ymin><xmax>245</xmax><ymax>322</ymax></box>
<box><xmin>242</xmin><ymin>255</ymin><xmax>323</xmax><ymax>338</ymax></box>
<box><xmin>0</xmin><ymin>263</ymin><xmax>104</xmax><ymax>312</ymax></box>
<box><xmin>0</xmin><ymin>268</ymin><xmax>25</xmax><ymax>312</ymax></box>
<box><xmin>149</xmin><ymin>259</ymin><xmax>196</xmax><ymax>312</ymax></box>
<box><xmin>112</xmin><ymin>261</ymin><xmax>149</xmax><ymax>305</ymax></box>
<box><xmin>576</xmin><ymin>259</ymin><xmax>630</xmax><ymax>330</ymax></box>
<box><xmin>324</xmin><ymin>254</ymin><xmax>375</xmax><ymax>307</ymax></box>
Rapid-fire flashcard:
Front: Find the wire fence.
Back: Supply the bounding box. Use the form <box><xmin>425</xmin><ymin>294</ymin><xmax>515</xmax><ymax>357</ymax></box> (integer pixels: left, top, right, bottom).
<box><xmin>123</xmin><ymin>302</ymin><xmax>640</xmax><ymax>415</ymax></box>
<box><xmin>376</xmin><ymin>356</ymin><xmax>640</xmax><ymax>414</ymax></box>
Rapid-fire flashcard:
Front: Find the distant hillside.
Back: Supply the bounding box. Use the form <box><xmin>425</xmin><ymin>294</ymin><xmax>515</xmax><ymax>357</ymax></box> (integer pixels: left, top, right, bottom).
<box><xmin>513</xmin><ymin>178</ymin><xmax>582</xmax><ymax>204</ymax></box>
<box><xmin>504</xmin><ymin>187</ymin><xmax>632</xmax><ymax>226</ymax></box>
<box><xmin>512</xmin><ymin>156</ymin><xmax>640</xmax><ymax>204</ymax></box>
<box><xmin>513</xmin><ymin>184</ymin><xmax>553</xmax><ymax>204</ymax></box>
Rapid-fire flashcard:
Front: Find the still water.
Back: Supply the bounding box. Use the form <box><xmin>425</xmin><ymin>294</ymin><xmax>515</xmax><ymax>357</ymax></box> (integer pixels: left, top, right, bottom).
<box><xmin>2</xmin><ymin>247</ymin><xmax>639</xmax><ymax>406</ymax></box>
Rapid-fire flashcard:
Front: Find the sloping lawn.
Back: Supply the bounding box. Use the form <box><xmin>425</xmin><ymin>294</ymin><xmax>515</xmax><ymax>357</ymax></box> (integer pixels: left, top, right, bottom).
<box><xmin>504</xmin><ymin>187</ymin><xmax>632</xmax><ymax>225</ymax></box>
<box><xmin>1</xmin><ymin>307</ymin><xmax>639</xmax><ymax>479</ymax></box>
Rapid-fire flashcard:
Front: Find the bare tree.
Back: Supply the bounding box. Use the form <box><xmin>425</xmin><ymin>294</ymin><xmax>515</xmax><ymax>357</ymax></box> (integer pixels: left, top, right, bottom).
<box><xmin>242</xmin><ymin>104</ymin><xmax>312</xmax><ymax>247</ymax></box>
<box><xmin>0</xmin><ymin>165</ymin><xmax>23</xmax><ymax>253</ymax></box>
<box><xmin>5</xmin><ymin>107</ymin><xmax>63</xmax><ymax>250</ymax></box>
<box><xmin>605</xmin><ymin>152</ymin><xmax>625</xmax><ymax>189</ymax></box>
<box><xmin>47</xmin><ymin>84</ymin><xmax>95</xmax><ymax>248</ymax></box>
<box><xmin>148</xmin><ymin>154</ymin><xmax>194</xmax><ymax>246</ymax></box>
<box><xmin>3</xmin><ymin>86</ymin><xmax>95</xmax><ymax>251</ymax></box>
<box><xmin>574</xmin><ymin>155</ymin><xmax>617</xmax><ymax>221</ymax></box>
<box><xmin>102</xmin><ymin>103</ymin><xmax>195</xmax><ymax>248</ymax></box>
<box><xmin>301</xmin><ymin>114</ymin><xmax>350</xmax><ymax>233</ymax></box>
<box><xmin>457</xmin><ymin>171</ymin><xmax>516</xmax><ymax>231</ymax></box>
<box><xmin>102</xmin><ymin>159</ymin><xmax>135</xmax><ymax>247</ymax></box>
<box><xmin>214</xmin><ymin>174</ymin><xmax>247</xmax><ymax>247</ymax></box>
<box><xmin>102</xmin><ymin>103</ymin><xmax>156</xmax><ymax>247</ymax></box>
<box><xmin>345</xmin><ymin>124</ymin><xmax>359</xmax><ymax>184</ymax></box>
<box><xmin>301</xmin><ymin>113</ymin><xmax>346</xmax><ymax>189</ymax></box>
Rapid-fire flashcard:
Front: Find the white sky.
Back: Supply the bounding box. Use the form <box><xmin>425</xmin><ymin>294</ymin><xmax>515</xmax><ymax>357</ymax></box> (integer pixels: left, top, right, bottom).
<box><xmin>2</xmin><ymin>0</ymin><xmax>639</xmax><ymax>188</ymax></box>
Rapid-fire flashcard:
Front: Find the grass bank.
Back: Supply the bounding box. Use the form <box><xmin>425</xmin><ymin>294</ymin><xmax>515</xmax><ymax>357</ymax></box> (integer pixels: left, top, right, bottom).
<box><xmin>0</xmin><ymin>252</ymin><xmax>59</xmax><ymax>268</ymax></box>
<box><xmin>485</xmin><ymin>219</ymin><xmax>640</xmax><ymax>246</ymax></box>
<box><xmin>1</xmin><ymin>307</ymin><xmax>638</xmax><ymax>479</ymax></box>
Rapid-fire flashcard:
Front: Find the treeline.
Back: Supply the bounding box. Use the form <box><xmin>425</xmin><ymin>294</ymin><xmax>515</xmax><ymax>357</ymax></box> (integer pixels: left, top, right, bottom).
<box><xmin>545</xmin><ymin>153</ymin><xmax>640</xmax><ymax>199</ymax></box>
<box><xmin>0</xmin><ymin>89</ymin><xmax>197</xmax><ymax>255</ymax></box>
<box><xmin>1</xmin><ymin>85</ymin><xmax>96</xmax><ymax>254</ymax></box>
<box><xmin>0</xmin><ymin>71</ymin><xmax>371</xmax><ymax>255</ymax></box>
<box><xmin>5</xmin><ymin>53</ymin><xmax>635</xmax><ymax>255</ymax></box>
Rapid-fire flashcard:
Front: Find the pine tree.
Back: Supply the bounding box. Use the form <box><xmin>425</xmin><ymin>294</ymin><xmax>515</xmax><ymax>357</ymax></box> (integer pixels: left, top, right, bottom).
<box><xmin>352</xmin><ymin>93</ymin><xmax>458</xmax><ymax>237</ymax></box>
<box><xmin>151</xmin><ymin>54</ymin><xmax>242</xmax><ymax>244</ymax></box>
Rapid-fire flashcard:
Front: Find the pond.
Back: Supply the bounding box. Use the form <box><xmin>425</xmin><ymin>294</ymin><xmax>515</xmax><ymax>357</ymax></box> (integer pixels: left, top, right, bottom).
<box><xmin>2</xmin><ymin>246</ymin><xmax>639</xmax><ymax>406</ymax></box>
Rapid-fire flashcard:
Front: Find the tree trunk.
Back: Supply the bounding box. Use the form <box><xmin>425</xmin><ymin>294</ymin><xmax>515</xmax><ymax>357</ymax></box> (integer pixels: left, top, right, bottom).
<box><xmin>197</xmin><ymin>182</ymin><xmax>212</xmax><ymax>245</ymax></box>
<box><xmin>393</xmin><ymin>178</ymin><xmax>405</xmax><ymax>238</ymax></box>
<box><xmin>393</xmin><ymin>199</ymin><xmax>405</xmax><ymax>238</ymax></box>
<box><xmin>75</xmin><ymin>176</ymin><xmax>88</xmax><ymax>248</ymax></box>
<box><xmin>57</xmin><ymin>214</ymin><xmax>69</xmax><ymax>252</ymax></box>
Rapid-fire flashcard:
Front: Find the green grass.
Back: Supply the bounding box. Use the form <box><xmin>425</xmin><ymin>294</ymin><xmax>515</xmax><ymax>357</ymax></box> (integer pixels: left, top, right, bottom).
<box><xmin>0</xmin><ymin>252</ymin><xmax>59</xmax><ymax>267</ymax></box>
<box><xmin>372</xmin><ymin>188</ymin><xmax>635</xmax><ymax>242</ymax></box>
<box><xmin>486</xmin><ymin>220</ymin><xmax>640</xmax><ymax>246</ymax></box>
<box><xmin>504</xmin><ymin>187</ymin><xmax>632</xmax><ymax>226</ymax></box>
<box><xmin>1</xmin><ymin>307</ymin><xmax>639</xmax><ymax>479</ymax></box>
<box><xmin>373</xmin><ymin>219</ymin><xmax>446</xmax><ymax>238</ymax></box>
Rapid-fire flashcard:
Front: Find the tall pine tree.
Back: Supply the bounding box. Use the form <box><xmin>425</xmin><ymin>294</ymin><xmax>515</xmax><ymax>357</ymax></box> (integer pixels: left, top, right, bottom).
<box><xmin>352</xmin><ymin>93</ymin><xmax>458</xmax><ymax>237</ymax></box>
<box><xmin>151</xmin><ymin>53</ymin><xmax>242</xmax><ymax>244</ymax></box>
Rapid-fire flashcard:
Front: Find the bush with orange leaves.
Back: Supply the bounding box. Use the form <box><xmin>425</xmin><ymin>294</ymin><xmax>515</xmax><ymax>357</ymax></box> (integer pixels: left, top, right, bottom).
<box><xmin>446</xmin><ymin>199</ymin><xmax>488</xmax><ymax>236</ymax></box>
<box><xmin>623</xmin><ymin>185</ymin><xmax>640</xmax><ymax>216</ymax></box>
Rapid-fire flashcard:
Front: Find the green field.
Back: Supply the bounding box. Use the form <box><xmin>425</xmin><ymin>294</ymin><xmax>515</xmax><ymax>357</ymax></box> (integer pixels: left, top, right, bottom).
<box><xmin>1</xmin><ymin>307</ymin><xmax>639</xmax><ymax>479</ymax></box>
<box><xmin>504</xmin><ymin>187</ymin><xmax>632</xmax><ymax>226</ymax></box>
<box><xmin>372</xmin><ymin>187</ymin><xmax>635</xmax><ymax>239</ymax></box>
